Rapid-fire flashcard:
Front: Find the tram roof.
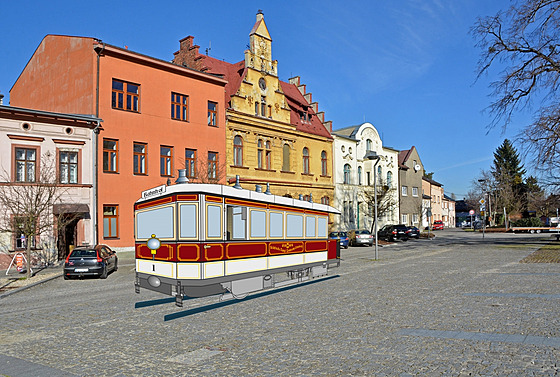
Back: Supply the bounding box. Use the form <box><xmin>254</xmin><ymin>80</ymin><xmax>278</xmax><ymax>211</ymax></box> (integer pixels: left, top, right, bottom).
<box><xmin>136</xmin><ymin>183</ymin><xmax>341</xmax><ymax>215</ymax></box>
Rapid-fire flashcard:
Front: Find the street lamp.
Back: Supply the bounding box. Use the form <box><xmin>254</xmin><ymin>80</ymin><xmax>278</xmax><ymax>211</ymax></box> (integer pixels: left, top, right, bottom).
<box><xmin>478</xmin><ymin>179</ymin><xmax>488</xmax><ymax>239</ymax></box>
<box><xmin>365</xmin><ymin>150</ymin><xmax>381</xmax><ymax>260</ymax></box>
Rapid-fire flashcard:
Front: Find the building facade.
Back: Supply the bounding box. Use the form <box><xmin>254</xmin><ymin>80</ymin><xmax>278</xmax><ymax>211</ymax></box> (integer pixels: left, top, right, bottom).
<box><xmin>398</xmin><ymin>146</ymin><xmax>424</xmax><ymax>227</ymax></box>
<box><xmin>172</xmin><ymin>12</ymin><xmax>335</xmax><ymax>206</ymax></box>
<box><xmin>10</xmin><ymin>35</ymin><xmax>227</xmax><ymax>249</ymax></box>
<box><xmin>422</xmin><ymin>176</ymin><xmax>444</xmax><ymax>226</ymax></box>
<box><xmin>331</xmin><ymin>123</ymin><xmax>399</xmax><ymax>231</ymax></box>
<box><xmin>0</xmin><ymin>105</ymin><xmax>99</xmax><ymax>260</ymax></box>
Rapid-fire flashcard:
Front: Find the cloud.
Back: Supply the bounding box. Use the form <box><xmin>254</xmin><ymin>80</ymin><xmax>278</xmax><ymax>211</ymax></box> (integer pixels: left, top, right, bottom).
<box><xmin>434</xmin><ymin>156</ymin><xmax>493</xmax><ymax>173</ymax></box>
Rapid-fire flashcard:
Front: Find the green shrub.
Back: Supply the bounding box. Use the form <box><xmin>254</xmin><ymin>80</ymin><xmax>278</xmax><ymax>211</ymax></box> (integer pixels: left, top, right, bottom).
<box><xmin>512</xmin><ymin>217</ymin><xmax>543</xmax><ymax>227</ymax></box>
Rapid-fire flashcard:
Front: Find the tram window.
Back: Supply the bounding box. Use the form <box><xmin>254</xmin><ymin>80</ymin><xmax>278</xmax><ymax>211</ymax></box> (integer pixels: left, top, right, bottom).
<box><xmin>136</xmin><ymin>206</ymin><xmax>174</xmax><ymax>239</ymax></box>
<box><xmin>250</xmin><ymin>209</ymin><xmax>267</xmax><ymax>238</ymax></box>
<box><xmin>286</xmin><ymin>214</ymin><xmax>303</xmax><ymax>238</ymax></box>
<box><xmin>227</xmin><ymin>206</ymin><xmax>247</xmax><ymax>240</ymax></box>
<box><xmin>206</xmin><ymin>204</ymin><xmax>222</xmax><ymax>239</ymax></box>
<box><xmin>318</xmin><ymin>217</ymin><xmax>327</xmax><ymax>238</ymax></box>
<box><xmin>306</xmin><ymin>216</ymin><xmax>316</xmax><ymax>238</ymax></box>
<box><xmin>269</xmin><ymin>212</ymin><xmax>283</xmax><ymax>238</ymax></box>
<box><xmin>179</xmin><ymin>204</ymin><xmax>197</xmax><ymax>238</ymax></box>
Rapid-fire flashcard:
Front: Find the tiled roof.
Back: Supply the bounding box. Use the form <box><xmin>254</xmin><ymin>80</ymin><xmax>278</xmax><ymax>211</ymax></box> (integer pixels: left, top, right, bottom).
<box><xmin>194</xmin><ymin>55</ymin><xmax>246</xmax><ymax>107</ymax></box>
<box><xmin>280</xmin><ymin>81</ymin><xmax>332</xmax><ymax>139</ymax></box>
<box><xmin>331</xmin><ymin>125</ymin><xmax>359</xmax><ymax>139</ymax></box>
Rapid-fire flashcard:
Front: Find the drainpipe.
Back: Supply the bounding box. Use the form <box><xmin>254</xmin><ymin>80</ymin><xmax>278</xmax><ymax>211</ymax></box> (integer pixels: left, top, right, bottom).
<box><xmin>94</xmin><ymin>42</ymin><xmax>105</xmax><ymax>245</ymax></box>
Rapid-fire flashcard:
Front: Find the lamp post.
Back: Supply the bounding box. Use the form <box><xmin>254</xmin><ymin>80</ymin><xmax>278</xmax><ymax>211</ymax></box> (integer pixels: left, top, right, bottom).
<box><xmin>478</xmin><ymin>179</ymin><xmax>488</xmax><ymax>239</ymax></box>
<box><xmin>365</xmin><ymin>151</ymin><xmax>381</xmax><ymax>260</ymax></box>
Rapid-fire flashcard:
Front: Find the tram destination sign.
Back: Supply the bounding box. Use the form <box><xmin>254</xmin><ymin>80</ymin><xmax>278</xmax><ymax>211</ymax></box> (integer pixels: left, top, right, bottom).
<box><xmin>142</xmin><ymin>184</ymin><xmax>166</xmax><ymax>199</ymax></box>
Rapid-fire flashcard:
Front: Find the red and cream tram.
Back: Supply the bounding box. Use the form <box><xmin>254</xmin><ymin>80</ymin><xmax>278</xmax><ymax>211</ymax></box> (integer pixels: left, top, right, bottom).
<box><xmin>134</xmin><ymin>174</ymin><xmax>341</xmax><ymax>307</ymax></box>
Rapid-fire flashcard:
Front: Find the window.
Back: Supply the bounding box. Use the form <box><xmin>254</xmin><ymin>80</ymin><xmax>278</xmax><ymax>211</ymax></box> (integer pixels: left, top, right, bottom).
<box><xmin>402</xmin><ymin>186</ymin><xmax>408</xmax><ymax>196</ymax></box>
<box><xmin>321</xmin><ymin>151</ymin><xmax>327</xmax><ymax>176</ymax></box>
<box><xmin>257</xmin><ymin>139</ymin><xmax>263</xmax><ymax>169</ymax></box>
<box><xmin>321</xmin><ymin>196</ymin><xmax>330</xmax><ymax>205</ymax></box>
<box><xmin>59</xmin><ymin>151</ymin><xmax>78</xmax><ymax>184</ymax></box>
<box><xmin>103</xmin><ymin>139</ymin><xmax>118</xmax><ymax>173</ymax></box>
<box><xmin>366</xmin><ymin>139</ymin><xmax>373</xmax><ymax>151</ymax></box>
<box><xmin>282</xmin><ymin>144</ymin><xmax>290</xmax><ymax>171</ymax></box>
<box><xmin>358</xmin><ymin>166</ymin><xmax>362</xmax><ymax>185</ymax></box>
<box><xmin>265</xmin><ymin>141</ymin><xmax>271</xmax><ymax>170</ymax></box>
<box><xmin>387</xmin><ymin>171</ymin><xmax>393</xmax><ymax>188</ymax></box>
<box><xmin>103</xmin><ymin>205</ymin><xmax>118</xmax><ymax>238</ymax></box>
<box><xmin>250</xmin><ymin>209</ymin><xmax>267</xmax><ymax>238</ymax></box>
<box><xmin>208</xmin><ymin>152</ymin><xmax>218</xmax><ymax>180</ymax></box>
<box><xmin>179</xmin><ymin>204</ymin><xmax>197</xmax><ymax>239</ymax></box>
<box><xmin>302</xmin><ymin>147</ymin><xmax>310</xmax><ymax>174</ymax></box>
<box><xmin>412</xmin><ymin>213</ymin><xmax>419</xmax><ymax>224</ymax></box>
<box><xmin>15</xmin><ymin>147</ymin><xmax>37</xmax><ymax>182</ymax></box>
<box><xmin>112</xmin><ymin>79</ymin><xmax>139</xmax><ymax>112</ymax></box>
<box><xmin>269</xmin><ymin>212</ymin><xmax>284</xmax><ymax>238</ymax></box>
<box><xmin>367</xmin><ymin>172</ymin><xmax>371</xmax><ymax>186</ymax></box>
<box><xmin>206</xmin><ymin>204</ymin><xmax>222</xmax><ymax>239</ymax></box>
<box><xmin>260</xmin><ymin>96</ymin><xmax>267</xmax><ymax>117</ymax></box>
<box><xmin>377</xmin><ymin>166</ymin><xmax>382</xmax><ymax>183</ymax></box>
<box><xmin>412</xmin><ymin>187</ymin><xmax>419</xmax><ymax>197</ymax></box>
<box><xmin>208</xmin><ymin>101</ymin><xmax>217</xmax><ymax>126</ymax></box>
<box><xmin>227</xmin><ymin>206</ymin><xmax>246</xmax><ymax>240</ymax></box>
<box><xmin>255</xmin><ymin>101</ymin><xmax>259</xmax><ymax>116</ymax></box>
<box><xmin>233</xmin><ymin>136</ymin><xmax>243</xmax><ymax>167</ymax></box>
<box><xmin>171</xmin><ymin>92</ymin><xmax>189</xmax><ymax>121</ymax></box>
<box><xmin>133</xmin><ymin>143</ymin><xmax>147</xmax><ymax>175</ymax></box>
<box><xmin>402</xmin><ymin>214</ymin><xmax>408</xmax><ymax>224</ymax></box>
<box><xmin>160</xmin><ymin>146</ymin><xmax>173</xmax><ymax>177</ymax></box>
<box><xmin>185</xmin><ymin>149</ymin><xmax>196</xmax><ymax>178</ymax></box>
<box><xmin>286</xmin><ymin>213</ymin><xmax>303</xmax><ymax>238</ymax></box>
<box><xmin>306</xmin><ymin>216</ymin><xmax>316</xmax><ymax>238</ymax></box>
<box><xmin>343</xmin><ymin>164</ymin><xmax>351</xmax><ymax>184</ymax></box>
<box><xmin>136</xmin><ymin>206</ymin><xmax>174</xmax><ymax>239</ymax></box>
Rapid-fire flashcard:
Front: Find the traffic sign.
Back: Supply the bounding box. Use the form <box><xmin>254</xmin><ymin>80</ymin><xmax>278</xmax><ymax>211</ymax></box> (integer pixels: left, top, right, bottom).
<box><xmin>469</xmin><ymin>210</ymin><xmax>475</xmax><ymax>215</ymax></box>
<box><xmin>479</xmin><ymin>199</ymin><xmax>486</xmax><ymax>205</ymax></box>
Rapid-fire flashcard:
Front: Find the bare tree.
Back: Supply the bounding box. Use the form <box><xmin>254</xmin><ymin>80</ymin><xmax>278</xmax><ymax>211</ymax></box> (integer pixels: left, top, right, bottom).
<box><xmin>358</xmin><ymin>179</ymin><xmax>399</xmax><ymax>233</ymax></box>
<box><xmin>0</xmin><ymin>154</ymin><xmax>75</xmax><ymax>279</ymax></box>
<box><xmin>178</xmin><ymin>153</ymin><xmax>227</xmax><ymax>184</ymax></box>
<box><xmin>472</xmin><ymin>0</ymin><xmax>560</xmax><ymax>185</ymax></box>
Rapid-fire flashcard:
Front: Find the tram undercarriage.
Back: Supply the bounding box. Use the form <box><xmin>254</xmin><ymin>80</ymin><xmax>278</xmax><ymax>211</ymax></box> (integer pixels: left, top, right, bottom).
<box><xmin>135</xmin><ymin>259</ymin><xmax>340</xmax><ymax>307</ymax></box>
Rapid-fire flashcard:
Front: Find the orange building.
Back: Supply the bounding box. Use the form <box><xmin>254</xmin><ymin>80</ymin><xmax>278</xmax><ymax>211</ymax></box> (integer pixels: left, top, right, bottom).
<box><xmin>10</xmin><ymin>35</ymin><xmax>227</xmax><ymax>249</ymax></box>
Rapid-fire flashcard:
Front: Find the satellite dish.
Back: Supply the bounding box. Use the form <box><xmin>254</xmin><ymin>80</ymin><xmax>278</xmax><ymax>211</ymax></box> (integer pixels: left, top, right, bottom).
<box><xmin>414</xmin><ymin>164</ymin><xmax>421</xmax><ymax>171</ymax></box>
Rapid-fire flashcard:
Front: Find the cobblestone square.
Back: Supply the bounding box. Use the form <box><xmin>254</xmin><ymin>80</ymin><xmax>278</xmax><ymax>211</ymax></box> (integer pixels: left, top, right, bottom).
<box><xmin>0</xmin><ymin>229</ymin><xmax>559</xmax><ymax>376</ymax></box>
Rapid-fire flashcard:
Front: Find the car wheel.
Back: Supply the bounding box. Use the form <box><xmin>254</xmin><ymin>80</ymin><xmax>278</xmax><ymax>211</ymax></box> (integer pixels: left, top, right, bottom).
<box><xmin>113</xmin><ymin>259</ymin><xmax>118</xmax><ymax>272</ymax></box>
<box><xmin>64</xmin><ymin>274</ymin><xmax>70</xmax><ymax>280</ymax></box>
<box><xmin>344</xmin><ymin>245</ymin><xmax>348</xmax><ymax>249</ymax></box>
<box><xmin>100</xmin><ymin>265</ymin><xmax>108</xmax><ymax>279</ymax></box>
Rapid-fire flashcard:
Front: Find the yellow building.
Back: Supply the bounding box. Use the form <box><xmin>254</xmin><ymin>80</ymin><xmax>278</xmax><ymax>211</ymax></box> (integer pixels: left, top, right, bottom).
<box><xmin>173</xmin><ymin>11</ymin><xmax>334</xmax><ymax>204</ymax></box>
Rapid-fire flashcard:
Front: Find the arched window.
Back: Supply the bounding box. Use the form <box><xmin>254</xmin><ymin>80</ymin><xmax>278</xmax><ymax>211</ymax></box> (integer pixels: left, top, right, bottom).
<box><xmin>265</xmin><ymin>141</ymin><xmax>271</xmax><ymax>170</ymax></box>
<box><xmin>366</xmin><ymin>139</ymin><xmax>373</xmax><ymax>151</ymax></box>
<box><xmin>321</xmin><ymin>151</ymin><xmax>327</xmax><ymax>176</ymax></box>
<box><xmin>233</xmin><ymin>135</ymin><xmax>243</xmax><ymax>166</ymax></box>
<box><xmin>282</xmin><ymin>144</ymin><xmax>290</xmax><ymax>171</ymax></box>
<box><xmin>302</xmin><ymin>147</ymin><xmax>310</xmax><ymax>174</ymax></box>
<box><xmin>387</xmin><ymin>171</ymin><xmax>393</xmax><ymax>188</ymax></box>
<box><xmin>358</xmin><ymin>166</ymin><xmax>362</xmax><ymax>185</ymax></box>
<box><xmin>377</xmin><ymin>165</ymin><xmax>382</xmax><ymax>183</ymax></box>
<box><xmin>343</xmin><ymin>164</ymin><xmax>351</xmax><ymax>184</ymax></box>
<box><xmin>257</xmin><ymin>139</ymin><xmax>263</xmax><ymax>169</ymax></box>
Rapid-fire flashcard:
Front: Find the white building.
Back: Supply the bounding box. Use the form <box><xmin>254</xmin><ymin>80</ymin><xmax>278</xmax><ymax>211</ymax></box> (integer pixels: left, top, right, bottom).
<box><xmin>0</xmin><ymin>104</ymin><xmax>100</xmax><ymax>261</ymax></box>
<box><xmin>331</xmin><ymin>122</ymin><xmax>399</xmax><ymax>231</ymax></box>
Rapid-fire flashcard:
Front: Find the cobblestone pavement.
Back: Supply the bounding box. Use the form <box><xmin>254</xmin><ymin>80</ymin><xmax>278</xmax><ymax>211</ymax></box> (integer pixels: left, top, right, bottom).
<box><xmin>0</xmin><ymin>229</ymin><xmax>559</xmax><ymax>376</ymax></box>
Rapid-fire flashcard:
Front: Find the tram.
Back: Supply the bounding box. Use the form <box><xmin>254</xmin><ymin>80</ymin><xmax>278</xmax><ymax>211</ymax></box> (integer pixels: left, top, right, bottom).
<box><xmin>134</xmin><ymin>172</ymin><xmax>341</xmax><ymax>307</ymax></box>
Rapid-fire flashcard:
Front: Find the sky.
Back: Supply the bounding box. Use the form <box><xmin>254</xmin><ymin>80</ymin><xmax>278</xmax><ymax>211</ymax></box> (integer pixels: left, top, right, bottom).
<box><xmin>0</xmin><ymin>0</ymin><xmax>532</xmax><ymax>199</ymax></box>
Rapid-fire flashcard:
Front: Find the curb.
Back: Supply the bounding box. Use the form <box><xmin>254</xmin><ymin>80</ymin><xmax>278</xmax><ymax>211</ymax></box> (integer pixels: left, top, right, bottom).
<box><xmin>0</xmin><ymin>272</ymin><xmax>63</xmax><ymax>300</ymax></box>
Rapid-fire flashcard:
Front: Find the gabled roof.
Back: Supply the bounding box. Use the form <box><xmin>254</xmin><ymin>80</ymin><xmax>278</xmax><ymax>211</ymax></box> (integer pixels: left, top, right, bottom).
<box><xmin>331</xmin><ymin>125</ymin><xmax>360</xmax><ymax>139</ymax></box>
<box><xmin>280</xmin><ymin>81</ymin><xmax>332</xmax><ymax>139</ymax></box>
<box><xmin>398</xmin><ymin>146</ymin><xmax>419</xmax><ymax>169</ymax></box>
<box><xmin>423</xmin><ymin>176</ymin><xmax>443</xmax><ymax>187</ymax></box>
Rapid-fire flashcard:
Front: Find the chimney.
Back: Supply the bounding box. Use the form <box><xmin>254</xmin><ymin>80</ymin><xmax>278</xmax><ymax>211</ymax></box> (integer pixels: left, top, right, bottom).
<box><xmin>0</xmin><ymin>94</ymin><xmax>4</xmax><ymax>105</ymax></box>
<box><xmin>175</xmin><ymin>169</ymin><xmax>189</xmax><ymax>184</ymax></box>
<box><xmin>256</xmin><ymin>9</ymin><xmax>264</xmax><ymax>22</ymax></box>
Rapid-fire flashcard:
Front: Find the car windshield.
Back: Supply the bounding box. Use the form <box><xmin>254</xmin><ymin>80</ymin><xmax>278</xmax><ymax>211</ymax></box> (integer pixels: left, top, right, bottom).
<box><xmin>356</xmin><ymin>230</ymin><xmax>370</xmax><ymax>235</ymax></box>
<box><xmin>69</xmin><ymin>249</ymin><xmax>97</xmax><ymax>258</ymax></box>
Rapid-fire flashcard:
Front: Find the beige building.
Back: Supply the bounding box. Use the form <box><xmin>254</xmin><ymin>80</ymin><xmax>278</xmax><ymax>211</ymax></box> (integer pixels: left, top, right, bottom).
<box><xmin>0</xmin><ymin>104</ymin><xmax>99</xmax><ymax>260</ymax></box>
<box><xmin>422</xmin><ymin>176</ymin><xmax>444</xmax><ymax>226</ymax></box>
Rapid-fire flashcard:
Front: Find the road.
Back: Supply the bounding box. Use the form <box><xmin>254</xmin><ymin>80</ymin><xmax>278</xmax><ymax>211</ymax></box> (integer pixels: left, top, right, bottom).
<box><xmin>0</xmin><ymin>228</ymin><xmax>559</xmax><ymax>376</ymax></box>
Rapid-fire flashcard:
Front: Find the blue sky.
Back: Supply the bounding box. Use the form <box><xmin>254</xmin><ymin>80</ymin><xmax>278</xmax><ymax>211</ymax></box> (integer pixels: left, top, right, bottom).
<box><xmin>0</xmin><ymin>0</ymin><xmax>530</xmax><ymax>199</ymax></box>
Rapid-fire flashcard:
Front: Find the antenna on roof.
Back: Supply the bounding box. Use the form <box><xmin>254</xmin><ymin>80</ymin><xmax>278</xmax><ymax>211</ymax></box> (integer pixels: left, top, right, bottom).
<box><xmin>206</xmin><ymin>41</ymin><xmax>211</xmax><ymax>56</ymax></box>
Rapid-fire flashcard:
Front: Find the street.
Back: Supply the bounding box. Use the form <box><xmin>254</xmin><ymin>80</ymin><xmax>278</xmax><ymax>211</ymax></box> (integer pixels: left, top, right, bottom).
<box><xmin>1</xmin><ymin>229</ymin><xmax>559</xmax><ymax>376</ymax></box>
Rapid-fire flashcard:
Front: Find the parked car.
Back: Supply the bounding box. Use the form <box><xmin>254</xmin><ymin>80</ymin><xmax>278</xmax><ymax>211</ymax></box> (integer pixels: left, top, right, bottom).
<box><xmin>406</xmin><ymin>226</ymin><xmax>420</xmax><ymax>239</ymax></box>
<box><xmin>378</xmin><ymin>224</ymin><xmax>409</xmax><ymax>241</ymax></box>
<box><xmin>432</xmin><ymin>220</ymin><xmax>444</xmax><ymax>230</ymax></box>
<box><xmin>348</xmin><ymin>229</ymin><xmax>374</xmax><ymax>246</ymax></box>
<box><xmin>64</xmin><ymin>245</ymin><xmax>118</xmax><ymax>280</ymax></box>
<box><xmin>329</xmin><ymin>231</ymin><xmax>349</xmax><ymax>249</ymax></box>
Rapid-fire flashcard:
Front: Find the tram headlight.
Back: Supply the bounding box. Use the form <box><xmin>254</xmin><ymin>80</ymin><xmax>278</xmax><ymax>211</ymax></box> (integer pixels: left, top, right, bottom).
<box><xmin>148</xmin><ymin>275</ymin><xmax>161</xmax><ymax>288</ymax></box>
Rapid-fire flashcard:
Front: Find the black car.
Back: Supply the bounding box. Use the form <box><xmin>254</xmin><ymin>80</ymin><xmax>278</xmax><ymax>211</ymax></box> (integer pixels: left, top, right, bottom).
<box><xmin>406</xmin><ymin>226</ymin><xmax>420</xmax><ymax>239</ymax></box>
<box><xmin>378</xmin><ymin>224</ymin><xmax>409</xmax><ymax>241</ymax></box>
<box><xmin>64</xmin><ymin>245</ymin><xmax>118</xmax><ymax>279</ymax></box>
